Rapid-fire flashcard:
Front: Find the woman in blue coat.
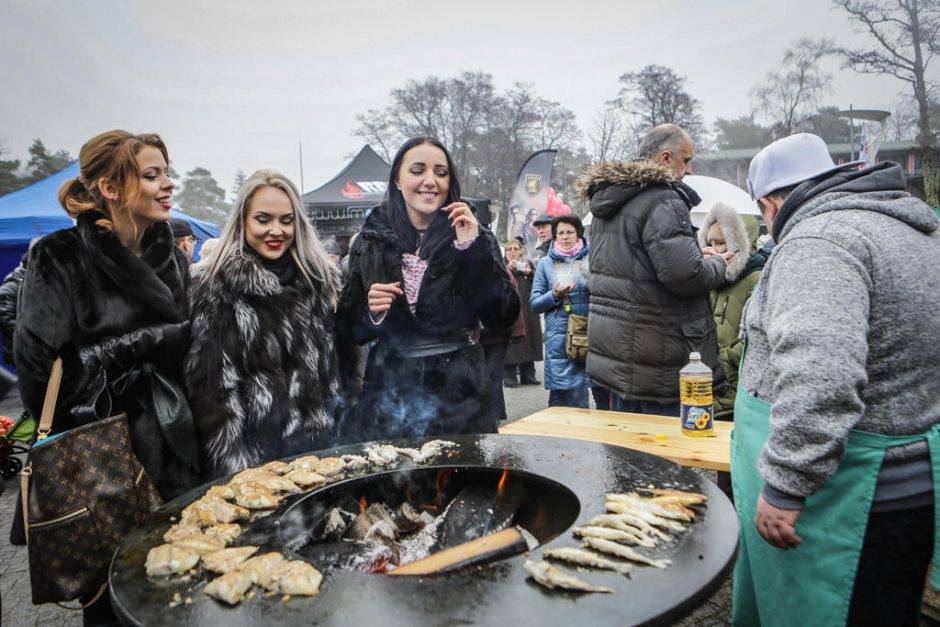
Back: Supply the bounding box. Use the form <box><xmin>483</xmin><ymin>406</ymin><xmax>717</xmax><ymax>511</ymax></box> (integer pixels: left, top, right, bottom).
<box><xmin>531</xmin><ymin>215</ymin><xmax>596</xmax><ymax>408</ymax></box>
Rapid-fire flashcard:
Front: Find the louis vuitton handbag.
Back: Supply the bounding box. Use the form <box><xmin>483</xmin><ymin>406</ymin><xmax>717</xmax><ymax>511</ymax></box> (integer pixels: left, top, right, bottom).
<box><xmin>20</xmin><ymin>357</ymin><xmax>162</xmax><ymax>606</ymax></box>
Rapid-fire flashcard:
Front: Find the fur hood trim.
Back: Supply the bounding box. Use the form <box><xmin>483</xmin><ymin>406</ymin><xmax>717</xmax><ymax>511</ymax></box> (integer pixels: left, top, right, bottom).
<box><xmin>697</xmin><ymin>202</ymin><xmax>752</xmax><ymax>282</ymax></box>
<box><xmin>576</xmin><ymin>160</ymin><xmax>676</xmax><ymax>200</ymax></box>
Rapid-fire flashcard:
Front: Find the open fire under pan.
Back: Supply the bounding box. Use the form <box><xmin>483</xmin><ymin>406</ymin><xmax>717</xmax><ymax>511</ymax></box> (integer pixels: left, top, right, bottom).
<box><xmin>110</xmin><ymin>434</ymin><xmax>738</xmax><ymax>626</ymax></box>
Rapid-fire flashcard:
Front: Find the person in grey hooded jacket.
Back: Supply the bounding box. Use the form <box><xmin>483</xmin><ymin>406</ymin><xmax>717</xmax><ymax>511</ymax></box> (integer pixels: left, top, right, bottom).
<box><xmin>577</xmin><ymin>124</ymin><xmax>733</xmax><ymax>415</ymax></box>
<box><xmin>738</xmin><ymin>133</ymin><xmax>939</xmax><ymax>625</ymax></box>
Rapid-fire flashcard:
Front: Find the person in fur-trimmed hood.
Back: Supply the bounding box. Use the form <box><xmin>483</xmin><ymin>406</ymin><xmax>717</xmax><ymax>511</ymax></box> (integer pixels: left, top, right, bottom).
<box><xmin>578</xmin><ymin>124</ymin><xmax>734</xmax><ymax>415</ymax></box>
<box><xmin>186</xmin><ymin>169</ymin><xmax>352</xmax><ymax>480</ymax></box>
<box><xmin>697</xmin><ymin>203</ymin><xmax>767</xmax><ymax>420</ymax></box>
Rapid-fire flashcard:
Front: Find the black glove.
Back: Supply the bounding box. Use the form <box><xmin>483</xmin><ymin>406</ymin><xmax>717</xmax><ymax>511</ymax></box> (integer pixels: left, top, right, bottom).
<box><xmin>79</xmin><ymin>321</ymin><xmax>190</xmax><ymax>375</ymax></box>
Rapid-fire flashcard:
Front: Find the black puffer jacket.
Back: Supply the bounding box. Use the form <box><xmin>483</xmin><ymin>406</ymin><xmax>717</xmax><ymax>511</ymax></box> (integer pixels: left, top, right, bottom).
<box><xmin>0</xmin><ymin>255</ymin><xmax>27</xmax><ymax>364</ymax></box>
<box><xmin>14</xmin><ymin>212</ymin><xmax>201</xmax><ymax>499</ymax></box>
<box><xmin>338</xmin><ymin>205</ymin><xmax>519</xmax><ymax>441</ymax></box>
<box><xmin>577</xmin><ymin>161</ymin><xmax>727</xmax><ymax>403</ymax></box>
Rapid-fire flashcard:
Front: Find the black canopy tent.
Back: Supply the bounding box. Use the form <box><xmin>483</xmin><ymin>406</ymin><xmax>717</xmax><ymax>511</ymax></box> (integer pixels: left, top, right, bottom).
<box><xmin>304</xmin><ymin>145</ymin><xmax>493</xmax><ymax>251</ymax></box>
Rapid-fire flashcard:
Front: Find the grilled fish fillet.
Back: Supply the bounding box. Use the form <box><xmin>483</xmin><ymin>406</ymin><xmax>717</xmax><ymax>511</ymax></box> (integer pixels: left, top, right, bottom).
<box><xmin>341</xmin><ymin>454</ymin><xmax>370</xmax><ymax>471</ymax></box>
<box><xmin>204</xmin><ymin>569</ymin><xmax>253</xmax><ymax>605</ymax></box>
<box><xmin>289</xmin><ymin>455</ymin><xmax>320</xmax><ymax>471</ymax></box>
<box><xmin>172</xmin><ymin>531</ymin><xmax>226</xmax><ymax>555</ymax></box>
<box><xmin>145</xmin><ymin>544</ymin><xmax>200</xmax><ymax>577</ymax></box>
<box><xmin>201</xmin><ymin>546</ymin><xmax>259</xmax><ymax>574</ymax></box>
<box><xmin>572</xmin><ymin>525</ymin><xmax>651</xmax><ymax>547</ymax></box>
<box><xmin>606</xmin><ymin>493</ymin><xmax>693</xmax><ymax>521</ymax></box>
<box><xmin>204</xmin><ymin>523</ymin><xmax>241</xmax><ymax>546</ymax></box>
<box><xmin>164</xmin><ymin>523</ymin><xmax>201</xmax><ymax>543</ymax></box>
<box><xmin>238</xmin><ymin>552</ymin><xmax>287</xmax><ymax>588</ymax></box>
<box><xmin>604</xmin><ymin>502</ymin><xmax>686</xmax><ymax>532</ymax></box>
<box><xmin>523</xmin><ymin>560</ymin><xmax>613</xmax><ymax>593</ymax></box>
<box><xmin>270</xmin><ymin>560</ymin><xmax>323</xmax><ymax>596</ymax></box>
<box><xmin>544</xmin><ymin>547</ymin><xmax>631</xmax><ymax>576</ymax></box>
<box><xmin>314</xmin><ymin>457</ymin><xmax>345</xmax><ymax>477</ymax></box>
<box><xmin>284</xmin><ymin>468</ymin><xmax>326</xmax><ymax>489</ymax></box>
<box><xmin>261</xmin><ymin>461</ymin><xmax>291</xmax><ymax>475</ymax></box>
<box><xmin>580</xmin><ymin>537</ymin><xmax>671</xmax><ymax>569</ymax></box>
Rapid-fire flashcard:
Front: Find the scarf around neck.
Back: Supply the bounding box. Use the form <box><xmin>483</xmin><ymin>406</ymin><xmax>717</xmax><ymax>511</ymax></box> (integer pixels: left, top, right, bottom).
<box><xmin>552</xmin><ymin>238</ymin><xmax>585</xmax><ymax>259</ymax></box>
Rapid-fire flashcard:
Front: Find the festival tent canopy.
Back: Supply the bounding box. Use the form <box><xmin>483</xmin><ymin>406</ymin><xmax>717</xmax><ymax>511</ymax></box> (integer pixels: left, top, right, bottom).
<box><xmin>303</xmin><ymin>144</ymin><xmax>493</xmax><ymax>238</ymax></box>
<box><xmin>583</xmin><ymin>174</ymin><xmax>759</xmax><ymax>229</ymax></box>
<box><xmin>303</xmin><ymin>145</ymin><xmax>391</xmax><ymax>238</ymax></box>
<box><xmin>0</xmin><ymin>161</ymin><xmax>220</xmax><ymax>276</ymax></box>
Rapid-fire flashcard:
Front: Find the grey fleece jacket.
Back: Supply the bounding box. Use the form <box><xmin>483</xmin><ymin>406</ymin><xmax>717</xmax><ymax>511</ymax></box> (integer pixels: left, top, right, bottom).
<box><xmin>741</xmin><ymin>163</ymin><xmax>940</xmax><ymax>502</ymax></box>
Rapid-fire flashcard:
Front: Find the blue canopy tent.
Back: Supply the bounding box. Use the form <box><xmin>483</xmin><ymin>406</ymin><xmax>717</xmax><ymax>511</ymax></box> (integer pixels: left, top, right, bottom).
<box><xmin>0</xmin><ymin>162</ymin><xmax>220</xmax><ymax>278</ymax></box>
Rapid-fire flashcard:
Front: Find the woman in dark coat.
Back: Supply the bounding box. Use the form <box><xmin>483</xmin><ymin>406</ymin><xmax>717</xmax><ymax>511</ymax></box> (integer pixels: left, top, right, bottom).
<box><xmin>338</xmin><ymin>137</ymin><xmax>519</xmax><ymax>441</ymax></box>
<box><xmin>186</xmin><ymin>169</ymin><xmax>348</xmax><ymax>480</ymax></box>
<box><xmin>15</xmin><ymin>131</ymin><xmax>200</xmax><ymax>500</ymax></box>
<box><xmin>502</xmin><ymin>236</ymin><xmax>542</xmax><ymax>387</ymax></box>
<box><xmin>14</xmin><ymin>130</ymin><xmax>201</xmax><ymax>624</ymax></box>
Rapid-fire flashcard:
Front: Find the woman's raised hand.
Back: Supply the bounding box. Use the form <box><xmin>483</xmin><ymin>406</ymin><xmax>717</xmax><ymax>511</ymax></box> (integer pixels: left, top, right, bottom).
<box><xmin>368</xmin><ymin>282</ymin><xmax>403</xmax><ymax>315</ymax></box>
<box><xmin>443</xmin><ymin>202</ymin><xmax>479</xmax><ymax>244</ymax></box>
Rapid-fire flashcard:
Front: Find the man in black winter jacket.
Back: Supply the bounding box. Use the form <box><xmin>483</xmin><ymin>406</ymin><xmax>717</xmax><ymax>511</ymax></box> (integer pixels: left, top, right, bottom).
<box><xmin>577</xmin><ymin>124</ymin><xmax>734</xmax><ymax>415</ymax></box>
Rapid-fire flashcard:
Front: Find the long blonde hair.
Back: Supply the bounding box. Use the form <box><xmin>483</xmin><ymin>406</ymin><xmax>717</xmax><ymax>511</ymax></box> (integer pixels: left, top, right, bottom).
<box><xmin>203</xmin><ymin>169</ymin><xmax>340</xmax><ymax>304</ymax></box>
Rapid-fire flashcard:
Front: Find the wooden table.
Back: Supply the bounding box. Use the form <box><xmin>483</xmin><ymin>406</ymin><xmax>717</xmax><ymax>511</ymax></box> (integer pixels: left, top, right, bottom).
<box><xmin>499</xmin><ymin>407</ymin><xmax>732</xmax><ymax>471</ymax></box>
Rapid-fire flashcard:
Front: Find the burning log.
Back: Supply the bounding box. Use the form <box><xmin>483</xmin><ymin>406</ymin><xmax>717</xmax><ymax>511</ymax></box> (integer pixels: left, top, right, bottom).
<box><xmin>388</xmin><ymin>526</ymin><xmax>538</xmax><ymax>576</ymax></box>
<box><xmin>349</xmin><ymin>503</ymin><xmax>398</xmax><ymax>542</ymax></box>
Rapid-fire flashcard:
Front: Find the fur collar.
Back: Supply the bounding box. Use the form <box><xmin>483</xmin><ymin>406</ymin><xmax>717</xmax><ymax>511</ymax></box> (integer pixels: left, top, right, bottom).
<box><xmin>576</xmin><ymin>160</ymin><xmax>676</xmax><ymax>200</ymax></box>
<box><xmin>77</xmin><ymin>212</ymin><xmax>186</xmax><ymax>322</ymax></box>
<box><xmin>207</xmin><ymin>251</ymin><xmax>308</xmax><ymax>299</ymax></box>
<box><xmin>697</xmin><ymin>202</ymin><xmax>752</xmax><ymax>282</ymax></box>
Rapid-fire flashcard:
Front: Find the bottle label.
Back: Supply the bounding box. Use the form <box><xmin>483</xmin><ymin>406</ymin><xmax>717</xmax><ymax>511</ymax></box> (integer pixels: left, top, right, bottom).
<box><xmin>681</xmin><ymin>403</ymin><xmax>714</xmax><ymax>432</ymax></box>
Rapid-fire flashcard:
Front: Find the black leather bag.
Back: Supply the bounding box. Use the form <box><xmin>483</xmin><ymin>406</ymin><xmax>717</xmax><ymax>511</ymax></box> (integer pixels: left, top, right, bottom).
<box><xmin>20</xmin><ymin>358</ymin><xmax>162</xmax><ymax>606</ymax></box>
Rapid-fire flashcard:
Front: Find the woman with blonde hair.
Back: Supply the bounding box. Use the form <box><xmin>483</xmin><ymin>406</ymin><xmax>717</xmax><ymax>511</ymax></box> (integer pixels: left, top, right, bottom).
<box><xmin>14</xmin><ymin>130</ymin><xmax>200</xmax><ymax>623</ymax></box>
<box><xmin>186</xmin><ymin>169</ymin><xmax>352</xmax><ymax>479</ymax></box>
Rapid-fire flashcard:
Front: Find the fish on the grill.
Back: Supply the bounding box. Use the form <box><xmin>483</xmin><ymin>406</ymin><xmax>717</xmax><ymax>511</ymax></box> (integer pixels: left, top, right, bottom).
<box><xmin>171</xmin><ymin>530</ymin><xmax>226</xmax><ymax>555</ymax></box>
<box><xmin>164</xmin><ymin>522</ymin><xmax>201</xmax><ymax>543</ymax></box>
<box><xmin>267</xmin><ymin>560</ymin><xmax>323</xmax><ymax>596</ymax></box>
<box><xmin>205</xmin><ymin>485</ymin><xmax>235</xmax><ymax>501</ymax></box>
<box><xmin>289</xmin><ymin>455</ymin><xmax>320</xmax><ymax>471</ymax></box>
<box><xmin>201</xmin><ymin>546</ymin><xmax>259</xmax><ymax>574</ymax></box>
<box><xmin>341</xmin><ymin>454</ymin><xmax>370</xmax><ymax>471</ymax></box>
<box><xmin>606</xmin><ymin>493</ymin><xmax>694</xmax><ymax>521</ymax></box>
<box><xmin>523</xmin><ymin>559</ymin><xmax>613</xmax><ymax>593</ymax></box>
<box><xmin>642</xmin><ymin>488</ymin><xmax>707</xmax><ymax>505</ymax></box>
<box><xmin>181</xmin><ymin>497</ymin><xmax>250</xmax><ymax>526</ymax></box>
<box><xmin>284</xmin><ymin>468</ymin><xmax>326</xmax><ymax>489</ymax></box>
<box><xmin>544</xmin><ymin>547</ymin><xmax>632</xmax><ymax>576</ymax></box>
<box><xmin>145</xmin><ymin>544</ymin><xmax>200</xmax><ymax>577</ymax></box>
<box><xmin>233</xmin><ymin>482</ymin><xmax>281</xmax><ymax>510</ymax></box>
<box><xmin>572</xmin><ymin>525</ymin><xmax>653</xmax><ymax>547</ymax></box>
<box><xmin>314</xmin><ymin>457</ymin><xmax>345</xmax><ymax>477</ymax></box>
<box><xmin>393</xmin><ymin>447</ymin><xmax>423</xmax><ymax>462</ymax></box>
<box><xmin>363</xmin><ymin>444</ymin><xmax>399</xmax><ymax>466</ymax></box>
<box><xmin>204</xmin><ymin>569</ymin><xmax>253</xmax><ymax>605</ymax></box>
<box><xmin>586</xmin><ymin>515</ymin><xmax>660</xmax><ymax>545</ymax></box>
<box><xmin>261</xmin><ymin>461</ymin><xmax>292</xmax><ymax>475</ymax></box>
<box><xmin>238</xmin><ymin>552</ymin><xmax>287</xmax><ymax>588</ymax></box>
<box><xmin>204</xmin><ymin>523</ymin><xmax>242</xmax><ymax>546</ymax></box>
<box><xmin>417</xmin><ymin>439</ymin><xmax>457</xmax><ymax>462</ymax></box>
<box><xmin>580</xmin><ymin>537</ymin><xmax>671</xmax><ymax>569</ymax></box>
<box><xmin>604</xmin><ymin>502</ymin><xmax>686</xmax><ymax>532</ymax></box>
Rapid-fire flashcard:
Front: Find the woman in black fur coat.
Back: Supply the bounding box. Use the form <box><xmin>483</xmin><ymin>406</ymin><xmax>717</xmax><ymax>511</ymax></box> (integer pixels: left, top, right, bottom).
<box><xmin>14</xmin><ymin>131</ymin><xmax>201</xmax><ymax>502</ymax></box>
<box><xmin>186</xmin><ymin>169</ymin><xmax>348</xmax><ymax>480</ymax></box>
<box><xmin>338</xmin><ymin>137</ymin><xmax>519</xmax><ymax>441</ymax></box>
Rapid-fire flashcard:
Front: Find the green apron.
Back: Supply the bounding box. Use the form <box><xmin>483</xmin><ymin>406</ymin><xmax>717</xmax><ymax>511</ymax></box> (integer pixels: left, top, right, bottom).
<box><xmin>731</xmin><ymin>365</ymin><xmax>940</xmax><ymax>626</ymax></box>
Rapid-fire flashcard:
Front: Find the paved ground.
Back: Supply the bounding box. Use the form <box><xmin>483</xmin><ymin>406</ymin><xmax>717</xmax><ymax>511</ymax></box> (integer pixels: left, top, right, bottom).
<box><xmin>0</xmin><ymin>363</ymin><xmax>733</xmax><ymax>625</ymax></box>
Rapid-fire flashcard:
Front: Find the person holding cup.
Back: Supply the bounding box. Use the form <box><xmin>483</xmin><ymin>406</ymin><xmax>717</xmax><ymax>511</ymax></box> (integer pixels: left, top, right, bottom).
<box><xmin>530</xmin><ymin>215</ymin><xmax>594</xmax><ymax>408</ymax></box>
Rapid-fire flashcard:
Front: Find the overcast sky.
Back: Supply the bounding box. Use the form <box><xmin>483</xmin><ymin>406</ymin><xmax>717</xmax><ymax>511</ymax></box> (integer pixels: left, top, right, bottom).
<box><xmin>2</xmin><ymin>0</ymin><xmax>936</xmax><ymax>198</ymax></box>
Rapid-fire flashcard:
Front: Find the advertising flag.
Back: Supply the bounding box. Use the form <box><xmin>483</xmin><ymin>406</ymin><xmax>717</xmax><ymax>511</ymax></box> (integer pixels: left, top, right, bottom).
<box><xmin>507</xmin><ymin>150</ymin><xmax>557</xmax><ymax>249</ymax></box>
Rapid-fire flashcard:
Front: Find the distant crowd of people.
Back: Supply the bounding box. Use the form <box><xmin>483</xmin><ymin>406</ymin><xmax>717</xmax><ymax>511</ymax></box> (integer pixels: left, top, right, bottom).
<box><xmin>2</xmin><ymin>119</ymin><xmax>938</xmax><ymax>626</ymax></box>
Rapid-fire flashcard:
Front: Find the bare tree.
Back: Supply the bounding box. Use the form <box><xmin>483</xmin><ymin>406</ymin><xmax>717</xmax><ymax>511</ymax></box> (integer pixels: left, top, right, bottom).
<box><xmin>587</xmin><ymin>106</ymin><xmax>635</xmax><ymax>162</ymax></box>
<box><xmin>613</xmin><ymin>64</ymin><xmax>707</xmax><ymax>144</ymax></box>
<box><xmin>888</xmin><ymin>95</ymin><xmax>922</xmax><ymax>141</ymax></box>
<box><xmin>751</xmin><ymin>38</ymin><xmax>835</xmax><ymax>136</ymax></box>
<box><xmin>834</xmin><ymin>0</ymin><xmax>939</xmax><ymax>203</ymax></box>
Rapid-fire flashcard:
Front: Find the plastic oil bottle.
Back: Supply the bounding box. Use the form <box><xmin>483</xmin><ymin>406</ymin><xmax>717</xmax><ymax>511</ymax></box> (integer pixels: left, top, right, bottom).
<box><xmin>680</xmin><ymin>352</ymin><xmax>715</xmax><ymax>437</ymax></box>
